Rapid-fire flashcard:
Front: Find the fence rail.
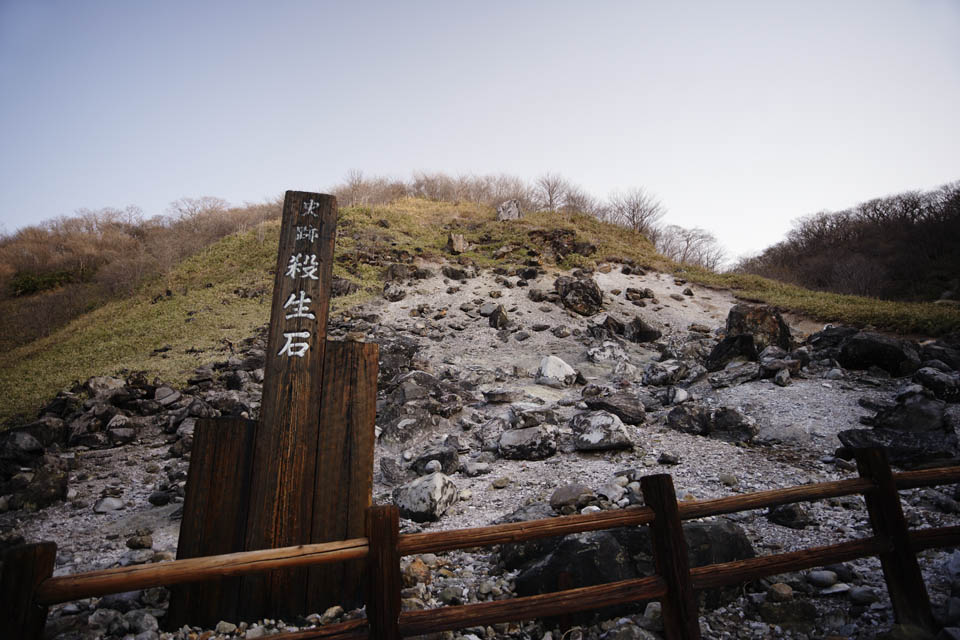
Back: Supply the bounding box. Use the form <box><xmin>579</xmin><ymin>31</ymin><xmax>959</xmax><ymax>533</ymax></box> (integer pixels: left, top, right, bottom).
<box><xmin>3</xmin><ymin>447</ymin><xmax>960</xmax><ymax>640</ymax></box>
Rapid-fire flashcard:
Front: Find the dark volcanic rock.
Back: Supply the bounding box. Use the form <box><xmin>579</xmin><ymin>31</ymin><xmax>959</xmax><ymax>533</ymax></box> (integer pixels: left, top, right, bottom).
<box><xmin>498</xmin><ymin>426</ymin><xmax>557</xmax><ymax>460</ymax></box>
<box><xmin>624</xmin><ymin>317</ymin><xmax>662</xmax><ymax>343</ymax></box>
<box><xmin>837</xmin><ymin>428</ymin><xmax>959</xmax><ymax>468</ymax></box>
<box><xmin>666</xmin><ymin>404</ymin><xmax>757</xmax><ymax>442</ymax></box>
<box><xmin>512</xmin><ymin>519</ymin><xmax>754</xmax><ymax>610</ymax></box>
<box><xmin>914</xmin><ymin>367</ymin><xmax>960</xmax><ymax>402</ymax></box>
<box><xmin>554</xmin><ymin>276</ymin><xmax>603</xmax><ymax>316</ymax></box>
<box><xmin>725</xmin><ymin>304</ymin><xmax>792</xmax><ymax>351</ymax></box>
<box><xmin>705</xmin><ymin>335</ymin><xmax>758</xmax><ymax>372</ymax></box>
<box><xmin>583</xmin><ymin>393</ymin><xmax>646</xmax><ymax>425</ymax></box>
<box><xmin>411</xmin><ymin>444</ymin><xmax>461</xmax><ymax>475</ymax></box>
<box><xmin>838</xmin><ymin>332</ymin><xmax>921</xmax><ymax>377</ymax></box>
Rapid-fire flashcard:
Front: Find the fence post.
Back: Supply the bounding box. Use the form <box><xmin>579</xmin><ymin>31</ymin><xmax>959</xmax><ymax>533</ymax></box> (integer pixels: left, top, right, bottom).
<box><xmin>641</xmin><ymin>474</ymin><xmax>701</xmax><ymax>640</ymax></box>
<box><xmin>854</xmin><ymin>447</ymin><xmax>937</xmax><ymax>632</ymax></box>
<box><xmin>366</xmin><ymin>505</ymin><xmax>401</xmax><ymax>640</ymax></box>
<box><xmin>0</xmin><ymin>542</ymin><xmax>57</xmax><ymax>640</ymax></box>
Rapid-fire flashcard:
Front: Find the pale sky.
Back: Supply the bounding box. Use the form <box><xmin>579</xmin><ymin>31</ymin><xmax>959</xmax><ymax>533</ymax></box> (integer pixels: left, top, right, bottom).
<box><xmin>1</xmin><ymin>1</ymin><xmax>957</xmax><ymax>259</ymax></box>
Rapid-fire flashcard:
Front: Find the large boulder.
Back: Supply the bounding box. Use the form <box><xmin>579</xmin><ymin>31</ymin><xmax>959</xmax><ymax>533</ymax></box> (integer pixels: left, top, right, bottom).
<box><xmin>725</xmin><ymin>304</ymin><xmax>792</xmax><ymax>352</ymax></box>
<box><xmin>392</xmin><ymin>473</ymin><xmax>459</xmax><ymax>522</ymax></box>
<box><xmin>499</xmin><ymin>425</ymin><xmax>558</xmax><ymax>460</ymax></box>
<box><xmin>570</xmin><ymin>411</ymin><xmax>633</xmax><ymax>451</ymax></box>
<box><xmin>666</xmin><ymin>404</ymin><xmax>757</xmax><ymax>442</ymax></box>
<box><xmin>838</xmin><ymin>332</ymin><xmax>921</xmax><ymax>377</ymax></box>
<box><xmin>496</xmin><ymin>199</ymin><xmax>522</xmax><ymax>221</ymax></box>
<box><xmin>707</xmin><ymin>361</ymin><xmax>760</xmax><ymax>388</ymax></box>
<box><xmin>624</xmin><ymin>317</ymin><xmax>662</xmax><ymax>343</ymax></box>
<box><xmin>584</xmin><ymin>393</ymin><xmax>647</xmax><ymax>425</ymax></box>
<box><xmin>921</xmin><ymin>341</ymin><xmax>960</xmax><ymax>371</ymax></box>
<box><xmin>837</xmin><ymin>428</ymin><xmax>959</xmax><ymax>468</ymax></box>
<box><xmin>554</xmin><ymin>276</ymin><xmax>604</xmax><ymax>316</ymax></box>
<box><xmin>704</xmin><ymin>335</ymin><xmax>758</xmax><ymax>372</ymax></box>
<box><xmin>536</xmin><ymin>356</ymin><xmax>577</xmax><ymax>388</ymax></box>
<box><xmin>838</xmin><ymin>387</ymin><xmax>960</xmax><ymax>467</ymax></box>
<box><xmin>914</xmin><ymin>367</ymin><xmax>960</xmax><ymax>402</ymax></box>
<box><xmin>512</xmin><ymin>519</ymin><xmax>754</xmax><ymax>610</ymax></box>
<box><xmin>411</xmin><ymin>443</ymin><xmax>461</xmax><ymax>475</ymax></box>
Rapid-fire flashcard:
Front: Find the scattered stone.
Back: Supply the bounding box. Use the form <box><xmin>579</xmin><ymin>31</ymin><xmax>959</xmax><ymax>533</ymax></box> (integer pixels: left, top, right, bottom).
<box><xmin>570</xmin><ymin>411</ymin><xmax>633</xmax><ymax>451</ymax></box>
<box><xmin>725</xmin><ymin>303</ymin><xmax>793</xmax><ymax>351</ymax></box>
<box><xmin>447</xmin><ymin>233</ymin><xmax>468</xmax><ymax>254</ymax></box>
<box><xmin>767</xmin><ymin>582</ymin><xmax>793</xmax><ymax>602</ymax></box>
<box><xmin>807</xmin><ymin>569</ymin><xmax>839</xmax><ymax>588</ymax></box>
<box><xmin>392</xmin><ymin>473</ymin><xmax>460</xmax><ymax>522</ymax></box>
<box><xmin>584</xmin><ymin>393</ymin><xmax>646</xmax><ymax>425</ymax></box>
<box><xmin>657</xmin><ymin>452</ymin><xmax>680</xmax><ymax>465</ymax></box>
<box><xmin>496</xmin><ymin>199</ymin><xmax>522</xmax><ymax>221</ymax></box>
<box><xmin>488</xmin><ymin>304</ymin><xmax>510</xmax><ymax>329</ymax></box>
<box><xmin>768</xmin><ymin>503</ymin><xmax>815</xmax><ymax>529</ymax></box>
<box><xmin>839</xmin><ymin>331</ymin><xmax>921</xmax><ymax>376</ymax></box>
<box><xmin>536</xmin><ymin>355</ymin><xmax>578</xmax><ymax>388</ymax></box>
<box><xmin>554</xmin><ymin>276</ymin><xmax>604</xmax><ymax>316</ymax></box>
<box><xmin>94</xmin><ymin>497</ymin><xmax>125</xmax><ymax>513</ymax></box>
<box><xmin>499</xmin><ymin>425</ymin><xmax>558</xmax><ymax>460</ymax></box>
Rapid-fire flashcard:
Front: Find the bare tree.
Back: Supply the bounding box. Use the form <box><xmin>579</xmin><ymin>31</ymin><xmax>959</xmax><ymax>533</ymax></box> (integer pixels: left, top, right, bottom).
<box><xmin>534</xmin><ymin>173</ymin><xmax>570</xmax><ymax>211</ymax></box>
<box><xmin>607</xmin><ymin>187</ymin><xmax>665</xmax><ymax>236</ymax></box>
<box><xmin>561</xmin><ymin>184</ymin><xmax>598</xmax><ymax>215</ymax></box>
<box><xmin>656</xmin><ymin>224</ymin><xmax>727</xmax><ymax>270</ymax></box>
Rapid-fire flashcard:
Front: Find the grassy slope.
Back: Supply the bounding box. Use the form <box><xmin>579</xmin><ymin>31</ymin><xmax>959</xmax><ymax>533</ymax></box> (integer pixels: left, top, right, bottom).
<box><xmin>1</xmin><ymin>197</ymin><xmax>958</xmax><ymax>425</ymax></box>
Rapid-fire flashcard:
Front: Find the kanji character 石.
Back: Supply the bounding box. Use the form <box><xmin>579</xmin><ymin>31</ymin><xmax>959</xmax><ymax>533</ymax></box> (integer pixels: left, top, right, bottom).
<box><xmin>283</xmin><ymin>291</ymin><xmax>315</xmax><ymax>320</ymax></box>
<box><xmin>278</xmin><ymin>331</ymin><xmax>311</xmax><ymax>357</ymax></box>
<box><xmin>285</xmin><ymin>253</ymin><xmax>319</xmax><ymax>280</ymax></box>
<box><xmin>302</xmin><ymin>199</ymin><xmax>320</xmax><ymax>217</ymax></box>
<box><xmin>296</xmin><ymin>225</ymin><xmax>319</xmax><ymax>242</ymax></box>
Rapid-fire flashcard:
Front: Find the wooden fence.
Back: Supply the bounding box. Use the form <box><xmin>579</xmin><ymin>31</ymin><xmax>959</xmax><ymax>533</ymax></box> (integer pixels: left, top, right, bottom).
<box><xmin>4</xmin><ymin>447</ymin><xmax>960</xmax><ymax>640</ymax></box>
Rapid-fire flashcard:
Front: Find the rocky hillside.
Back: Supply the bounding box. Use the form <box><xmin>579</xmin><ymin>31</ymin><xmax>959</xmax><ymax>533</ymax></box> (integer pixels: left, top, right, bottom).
<box><xmin>2</xmin><ymin>202</ymin><xmax>960</xmax><ymax>640</ymax></box>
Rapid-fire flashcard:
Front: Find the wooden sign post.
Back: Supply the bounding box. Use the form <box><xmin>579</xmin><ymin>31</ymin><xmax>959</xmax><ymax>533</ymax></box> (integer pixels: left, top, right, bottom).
<box><xmin>168</xmin><ymin>192</ymin><xmax>377</xmax><ymax>627</ymax></box>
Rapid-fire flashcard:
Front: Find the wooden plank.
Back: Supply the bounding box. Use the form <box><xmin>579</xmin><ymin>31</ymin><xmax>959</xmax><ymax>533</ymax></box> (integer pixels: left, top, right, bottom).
<box><xmin>0</xmin><ymin>542</ymin><xmax>57</xmax><ymax>640</ymax></box>
<box><xmin>37</xmin><ymin>538</ymin><xmax>369</xmax><ymax>605</ymax></box>
<box><xmin>397</xmin><ymin>506</ymin><xmax>655</xmax><ymax>555</ymax></box>
<box><xmin>641</xmin><ymin>474</ymin><xmax>701</xmax><ymax>640</ymax></box>
<box><xmin>677</xmin><ymin>478</ymin><xmax>873</xmax><ymax>521</ymax></box>
<box><xmin>911</xmin><ymin>525</ymin><xmax>960</xmax><ymax>552</ymax></box>
<box><xmin>365</xmin><ymin>505</ymin><xmax>401</xmax><ymax>640</ymax></box>
<box><xmin>691</xmin><ymin>536</ymin><xmax>890</xmax><ymax>590</ymax></box>
<box><xmin>242</xmin><ymin>191</ymin><xmax>337</xmax><ymax>619</ymax></box>
<box><xmin>894</xmin><ymin>465</ymin><xmax>960</xmax><ymax>490</ymax></box>
<box><xmin>307</xmin><ymin>341</ymin><xmax>378</xmax><ymax>614</ymax></box>
<box><xmin>167</xmin><ymin>416</ymin><xmax>256</xmax><ymax>628</ymax></box>
<box><xmin>398</xmin><ymin>576</ymin><xmax>667</xmax><ymax>636</ymax></box>
<box><xmin>855</xmin><ymin>447</ymin><xmax>937</xmax><ymax>631</ymax></box>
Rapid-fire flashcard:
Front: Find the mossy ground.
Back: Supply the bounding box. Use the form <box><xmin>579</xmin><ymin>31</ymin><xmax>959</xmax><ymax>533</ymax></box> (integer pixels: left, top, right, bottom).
<box><xmin>2</xmin><ymin>198</ymin><xmax>957</xmax><ymax>425</ymax></box>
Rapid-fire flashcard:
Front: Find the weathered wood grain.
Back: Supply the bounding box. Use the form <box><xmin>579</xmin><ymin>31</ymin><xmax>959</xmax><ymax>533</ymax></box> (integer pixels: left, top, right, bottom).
<box><xmin>855</xmin><ymin>447</ymin><xmax>937</xmax><ymax>631</ymax></box>
<box><xmin>37</xmin><ymin>538</ymin><xmax>369</xmax><ymax>605</ymax></box>
<box><xmin>642</xmin><ymin>474</ymin><xmax>700</xmax><ymax>640</ymax></box>
<box><xmin>0</xmin><ymin>542</ymin><xmax>56</xmax><ymax>640</ymax></box>
<box><xmin>676</xmin><ymin>478</ymin><xmax>874</xmax><ymax>521</ymax></box>
<box><xmin>397</xmin><ymin>506</ymin><xmax>655</xmax><ymax>555</ymax></box>
<box><xmin>307</xmin><ymin>340</ymin><xmax>377</xmax><ymax>613</ymax></box>
<box><xmin>894</xmin><ymin>465</ymin><xmax>960</xmax><ymax>490</ymax></box>
<box><xmin>911</xmin><ymin>524</ymin><xmax>960</xmax><ymax>551</ymax></box>
<box><xmin>366</xmin><ymin>505</ymin><xmax>401</xmax><ymax>640</ymax></box>
<box><xmin>243</xmin><ymin>191</ymin><xmax>337</xmax><ymax>618</ymax></box>
<box><xmin>691</xmin><ymin>536</ymin><xmax>889</xmax><ymax>590</ymax></box>
<box><xmin>398</xmin><ymin>576</ymin><xmax>667</xmax><ymax>636</ymax></box>
<box><xmin>167</xmin><ymin>416</ymin><xmax>256</xmax><ymax>628</ymax></box>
